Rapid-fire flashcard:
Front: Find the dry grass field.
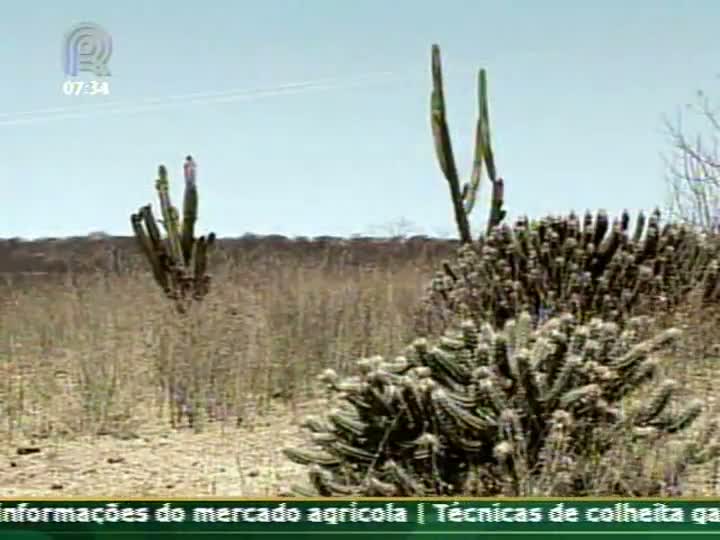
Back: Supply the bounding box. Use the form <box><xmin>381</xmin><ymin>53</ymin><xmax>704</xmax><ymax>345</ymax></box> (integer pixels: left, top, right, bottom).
<box><xmin>0</xmin><ymin>235</ymin><xmax>451</xmax><ymax>496</ymax></box>
<box><xmin>0</xmin><ymin>234</ymin><xmax>718</xmax><ymax>497</ymax></box>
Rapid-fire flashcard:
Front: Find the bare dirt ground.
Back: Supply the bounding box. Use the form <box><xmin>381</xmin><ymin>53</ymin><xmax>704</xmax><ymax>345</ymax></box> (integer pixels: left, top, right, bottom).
<box><xmin>0</xmin><ymin>400</ymin><xmax>321</xmax><ymax>498</ymax></box>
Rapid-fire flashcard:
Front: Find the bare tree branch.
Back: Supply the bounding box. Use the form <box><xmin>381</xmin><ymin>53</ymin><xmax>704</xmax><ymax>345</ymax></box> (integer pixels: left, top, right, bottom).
<box><xmin>664</xmin><ymin>91</ymin><xmax>720</xmax><ymax>233</ymax></box>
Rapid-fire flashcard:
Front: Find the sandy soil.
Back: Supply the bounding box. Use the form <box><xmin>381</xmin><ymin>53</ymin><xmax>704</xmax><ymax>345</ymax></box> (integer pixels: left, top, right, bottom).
<box><xmin>0</xmin><ymin>400</ymin><xmax>319</xmax><ymax>498</ymax></box>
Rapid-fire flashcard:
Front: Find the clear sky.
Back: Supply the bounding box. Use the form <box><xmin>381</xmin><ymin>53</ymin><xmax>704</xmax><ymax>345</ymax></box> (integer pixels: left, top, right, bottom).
<box><xmin>1</xmin><ymin>0</ymin><xmax>718</xmax><ymax>239</ymax></box>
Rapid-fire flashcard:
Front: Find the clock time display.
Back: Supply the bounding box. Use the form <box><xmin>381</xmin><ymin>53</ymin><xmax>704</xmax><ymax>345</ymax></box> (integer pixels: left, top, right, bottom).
<box><xmin>62</xmin><ymin>80</ymin><xmax>111</xmax><ymax>96</ymax></box>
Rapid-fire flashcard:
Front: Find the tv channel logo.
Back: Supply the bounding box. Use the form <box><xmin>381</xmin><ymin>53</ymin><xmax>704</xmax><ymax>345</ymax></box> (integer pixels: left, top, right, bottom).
<box><xmin>62</xmin><ymin>22</ymin><xmax>112</xmax><ymax>77</ymax></box>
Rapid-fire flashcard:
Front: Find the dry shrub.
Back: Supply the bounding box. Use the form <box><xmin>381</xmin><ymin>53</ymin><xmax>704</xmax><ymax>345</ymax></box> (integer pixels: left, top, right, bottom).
<box><xmin>0</xmin><ymin>242</ymin><xmax>437</xmax><ymax>442</ymax></box>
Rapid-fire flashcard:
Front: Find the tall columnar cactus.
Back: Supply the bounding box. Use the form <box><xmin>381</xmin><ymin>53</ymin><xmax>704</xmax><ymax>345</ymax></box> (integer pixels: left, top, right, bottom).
<box><xmin>130</xmin><ymin>156</ymin><xmax>215</xmax><ymax>313</ymax></box>
<box><xmin>431</xmin><ymin>44</ymin><xmax>506</xmax><ymax>244</ymax></box>
<box><xmin>285</xmin><ymin>312</ymin><xmax>720</xmax><ymax>497</ymax></box>
<box><xmin>418</xmin><ymin>209</ymin><xmax>720</xmax><ymax>333</ymax></box>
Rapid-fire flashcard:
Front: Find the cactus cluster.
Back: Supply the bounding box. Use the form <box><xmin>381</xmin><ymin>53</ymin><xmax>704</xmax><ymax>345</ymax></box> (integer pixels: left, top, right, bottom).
<box><xmin>131</xmin><ymin>156</ymin><xmax>215</xmax><ymax>313</ymax></box>
<box><xmin>419</xmin><ymin>209</ymin><xmax>720</xmax><ymax>333</ymax></box>
<box><xmin>285</xmin><ymin>312</ymin><xmax>720</xmax><ymax>496</ymax></box>
<box><xmin>284</xmin><ymin>45</ymin><xmax>720</xmax><ymax>497</ymax></box>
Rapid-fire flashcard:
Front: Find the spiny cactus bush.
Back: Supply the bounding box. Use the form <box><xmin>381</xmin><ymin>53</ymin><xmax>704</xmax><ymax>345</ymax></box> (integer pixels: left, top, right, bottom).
<box><xmin>285</xmin><ymin>311</ymin><xmax>720</xmax><ymax>496</ymax></box>
<box><xmin>283</xmin><ymin>43</ymin><xmax>720</xmax><ymax>497</ymax></box>
<box><xmin>418</xmin><ymin>209</ymin><xmax>720</xmax><ymax>334</ymax></box>
<box><xmin>131</xmin><ymin>156</ymin><xmax>216</xmax><ymax>314</ymax></box>
<box><xmin>425</xmin><ymin>48</ymin><xmax>719</xmax><ymax>335</ymax></box>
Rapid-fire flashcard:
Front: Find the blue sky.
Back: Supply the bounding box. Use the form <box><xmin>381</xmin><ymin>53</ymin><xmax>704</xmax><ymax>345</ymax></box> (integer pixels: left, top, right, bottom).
<box><xmin>1</xmin><ymin>0</ymin><xmax>718</xmax><ymax>239</ymax></box>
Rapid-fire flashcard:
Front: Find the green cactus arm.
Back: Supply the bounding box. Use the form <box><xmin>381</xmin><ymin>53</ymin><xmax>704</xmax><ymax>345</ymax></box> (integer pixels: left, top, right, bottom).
<box><xmin>544</xmin><ymin>356</ymin><xmax>582</xmax><ymax>408</ymax></box>
<box><xmin>430</xmin><ymin>44</ymin><xmax>459</xmax><ymax>183</ymax></box>
<box><xmin>631</xmin><ymin>379</ymin><xmax>677</xmax><ymax>426</ymax></box>
<box><xmin>140</xmin><ymin>204</ymin><xmax>175</xmax><ymax>292</ymax></box>
<box><xmin>192</xmin><ymin>234</ymin><xmax>215</xmax><ymax>298</ymax></box>
<box><xmin>431</xmin><ymin>387</ymin><xmax>490</xmax><ymax>432</ymax></box>
<box><xmin>514</xmin><ymin>349</ymin><xmax>544</xmax><ymax>418</ymax></box>
<box><xmin>477</xmin><ymin>378</ymin><xmax>508</xmax><ymax>414</ymax></box>
<box><xmin>130</xmin><ymin>211</ymin><xmax>168</xmax><ymax>292</ymax></box>
<box><xmin>331</xmin><ymin>440</ymin><xmax>378</xmax><ymax>463</ymax></box>
<box><xmin>421</xmin><ymin>345</ymin><xmax>471</xmax><ymax>384</ymax></box>
<box><xmin>478</xmin><ymin>69</ymin><xmax>507</xmax><ymax>233</ymax></box>
<box><xmin>283</xmin><ymin>447</ymin><xmax>341</xmax><ymax>467</ymax></box>
<box><xmin>487</xmin><ymin>178</ymin><xmax>506</xmax><ymax>233</ymax></box>
<box><xmin>308</xmin><ymin>465</ymin><xmax>356</xmax><ymax>496</ymax></box>
<box><xmin>329</xmin><ymin>410</ymin><xmax>368</xmax><ymax>438</ymax></box>
<box><xmin>431</xmin><ymin>44</ymin><xmax>473</xmax><ymax>244</ymax></box>
<box><xmin>478</xmin><ymin>70</ymin><xmax>497</xmax><ymax>183</ymax></box>
<box><xmin>181</xmin><ymin>172</ymin><xmax>198</xmax><ymax>267</ymax></box>
<box><xmin>155</xmin><ymin>165</ymin><xmax>184</xmax><ymax>266</ymax></box>
<box><xmin>139</xmin><ymin>204</ymin><xmax>163</xmax><ymax>252</ymax></box>
<box><xmin>464</xmin><ymin>69</ymin><xmax>487</xmax><ymax>216</ymax></box>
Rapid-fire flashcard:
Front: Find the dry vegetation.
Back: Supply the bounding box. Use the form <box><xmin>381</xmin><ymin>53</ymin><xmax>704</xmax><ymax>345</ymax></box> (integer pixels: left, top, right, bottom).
<box><xmin>0</xmin><ymin>236</ymin><xmax>456</xmax><ymax>496</ymax></box>
<box><xmin>0</xmin><ymin>234</ymin><xmax>718</xmax><ymax>497</ymax></box>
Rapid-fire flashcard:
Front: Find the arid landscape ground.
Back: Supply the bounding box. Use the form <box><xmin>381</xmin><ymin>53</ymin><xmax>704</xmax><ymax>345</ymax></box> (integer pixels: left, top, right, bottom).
<box><xmin>1</xmin><ymin>232</ymin><xmax>719</xmax><ymax>497</ymax></box>
<box><xmin>0</xmin><ymin>234</ymin><xmax>462</xmax><ymax>497</ymax></box>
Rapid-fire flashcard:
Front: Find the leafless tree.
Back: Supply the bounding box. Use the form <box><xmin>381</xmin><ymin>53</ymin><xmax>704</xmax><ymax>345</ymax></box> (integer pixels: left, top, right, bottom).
<box><xmin>366</xmin><ymin>217</ymin><xmax>423</xmax><ymax>239</ymax></box>
<box><xmin>665</xmin><ymin>89</ymin><xmax>720</xmax><ymax>233</ymax></box>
